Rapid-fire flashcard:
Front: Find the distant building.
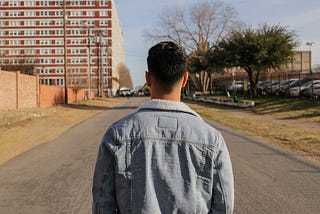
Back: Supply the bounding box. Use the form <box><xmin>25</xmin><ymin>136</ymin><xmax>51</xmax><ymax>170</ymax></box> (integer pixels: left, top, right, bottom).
<box><xmin>0</xmin><ymin>0</ymin><xmax>125</xmax><ymax>96</ymax></box>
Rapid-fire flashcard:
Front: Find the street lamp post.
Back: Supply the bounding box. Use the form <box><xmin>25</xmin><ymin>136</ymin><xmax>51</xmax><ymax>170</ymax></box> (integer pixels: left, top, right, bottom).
<box><xmin>63</xmin><ymin>0</ymin><xmax>68</xmax><ymax>104</ymax></box>
<box><xmin>306</xmin><ymin>42</ymin><xmax>315</xmax><ymax>96</ymax></box>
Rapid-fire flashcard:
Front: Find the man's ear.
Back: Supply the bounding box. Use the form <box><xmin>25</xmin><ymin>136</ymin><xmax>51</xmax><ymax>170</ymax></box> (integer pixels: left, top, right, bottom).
<box><xmin>181</xmin><ymin>72</ymin><xmax>189</xmax><ymax>88</ymax></box>
<box><xmin>145</xmin><ymin>71</ymin><xmax>151</xmax><ymax>87</ymax></box>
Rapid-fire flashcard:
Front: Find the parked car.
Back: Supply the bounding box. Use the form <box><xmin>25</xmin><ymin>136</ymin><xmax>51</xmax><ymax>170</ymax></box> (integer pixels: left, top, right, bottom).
<box><xmin>228</xmin><ymin>80</ymin><xmax>244</xmax><ymax>93</ymax></box>
<box><xmin>289</xmin><ymin>80</ymin><xmax>320</xmax><ymax>97</ymax></box>
<box><xmin>300</xmin><ymin>82</ymin><xmax>320</xmax><ymax>97</ymax></box>
<box><xmin>119</xmin><ymin>88</ymin><xmax>133</xmax><ymax>96</ymax></box>
<box><xmin>274</xmin><ymin>79</ymin><xmax>299</xmax><ymax>96</ymax></box>
<box><xmin>314</xmin><ymin>84</ymin><xmax>320</xmax><ymax>96</ymax></box>
<box><xmin>265</xmin><ymin>81</ymin><xmax>280</xmax><ymax>94</ymax></box>
<box><xmin>256</xmin><ymin>81</ymin><xmax>272</xmax><ymax>95</ymax></box>
<box><xmin>265</xmin><ymin>79</ymin><xmax>298</xmax><ymax>95</ymax></box>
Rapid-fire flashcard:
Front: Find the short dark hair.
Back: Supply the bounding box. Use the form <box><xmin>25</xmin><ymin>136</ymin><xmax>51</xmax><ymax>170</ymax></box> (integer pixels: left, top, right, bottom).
<box><xmin>147</xmin><ymin>41</ymin><xmax>187</xmax><ymax>89</ymax></box>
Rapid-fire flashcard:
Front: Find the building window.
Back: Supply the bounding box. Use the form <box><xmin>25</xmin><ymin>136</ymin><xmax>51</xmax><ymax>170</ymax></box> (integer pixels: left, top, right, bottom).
<box><xmin>24</xmin><ymin>1</ymin><xmax>36</xmax><ymax>6</ymax></box>
<box><xmin>56</xmin><ymin>58</ymin><xmax>64</xmax><ymax>64</ymax></box>
<box><xmin>40</xmin><ymin>20</ymin><xmax>53</xmax><ymax>26</ymax></box>
<box><xmin>9</xmin><ymin>49</ymin><xmax>22</xmax><ymax>55</ymax></box>
<box><xmin>56</xmin><ymin>11</ymin><xmax>63</xmax><ymax>16</ymax></box>
<box><xmin>25</xmin><ymin>20</ymin><xmax>36</xmax><ymax>26</ymax></box>
<box><xmin>87</xmin><ymin>0</ymin><xmax>95</xmax><ymax>6</ymax></box>
<box><xmin>55</xmin><ymin>1</ymin><xmax>63</xmax><ymax>6</ymax></box>
<box><xmin>100</xmin><ymin>1</ymin><xmax>109</xmax><ymax>6</ymax></box>
<box><xmin>9</xmin><ymin>11</ymin><xmax>23</xmax><ymax>16</ymax></box>
<box><xmin>9</xmin><ymin>1</ymin><xmax>21</xmax><ymax>7</ymax></box>
<box><xmin>40</xmin><ymin>79</ymin><xmax>53</xmax><ymax>85</ymax></box>
<box><xmin>25</xmin><ymin>40</ymin><xmax>36</xmax><ymax>46</ymax></box>
<box><xmin>25</xmin><ymin>49</ymin><xmax>36</xmax><ymax>55</ymax></box>
<box><xmin>24</xmin><ymin>30</ymin><xmax>36</xmax><ymax>36</ymax></box>
<box><xmin>56</xmin><ymin>78</ymin><xmax>64</xmax><ymax>86</ymax></box>
<box><xmin>100</xmin><ymin>10</ymin><xmax>109</xmax><ymax>17</ymax></box>
<box><xmin>9</xmin><ymin>21</ymin><xmax>21</xmax><ymax>26</ymax></box>
<box><xmin>100</xmin><ymin>20</ymin><xmax>109</xmax><ymax>26</ymax></box>
<box><xmin>56</xmin><ymin>29</ymin><xmax>64</xmax><ymax>35</ymax></box>
<box><xmin>71</xmin><ymin>10</ymin><xmax>84</xmax><ymax>16</ymax></box>
<box><xmin>55</xmin><ymin>20</ymin><xmax>63</xmax><ymax>26</ymax></box>
<box><xmin>55</xmin><ymin>39</ymin><xmax>63</xmax><ymax>45</ymax></box>
<box><xmin>40</xmin><ymin>49</ymin><xmax>53</xmax><ymax>54</ymax></box>
<box><xmin>40</xmin><ymin>1</ymin><xmax>49</xmax><ymax>6</ymax></box>
<box><xmin>56</xmin><ymin>48</ymin><xmax>64</xmax><ymax>54</ymax></box>
<box><xmin>40</xmin><ymin>58</ymin><xmax>52</xmax><ymax>64</ymax></box>
<box><xmin>9</xmin><ymin>40</ymin><xmax>21</xmax><ymax>45</ymax></box>
<box><xmin>87</xmin><ymin>11</ymin><xmax>95</xmax><ymax>16</ymax></box>
<box><xmin>56</xmin><ymin>68</ymin><xmax>64</xmax><ymax>74</ymax></box>
<box><xmin>25</xmin><ymin>11</ymin><xmax>36</xmax><ymax>17</ymax></box>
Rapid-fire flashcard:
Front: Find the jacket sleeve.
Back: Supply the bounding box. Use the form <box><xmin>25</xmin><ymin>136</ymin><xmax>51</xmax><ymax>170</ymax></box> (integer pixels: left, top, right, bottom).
<box><xmin>210</xmin><ymin>134</ymin><xmax>234</xmax><ymax>214</ymax></box>
<box><xmin>92</xmin><ymin>130</ymin><xmax>118</xmax><ymax>214</ymax></box>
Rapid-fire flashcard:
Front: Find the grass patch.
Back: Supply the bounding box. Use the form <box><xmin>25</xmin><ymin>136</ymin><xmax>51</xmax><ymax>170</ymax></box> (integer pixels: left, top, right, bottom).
<box><xmin>185</xmin><ymin>97</ymin><xmax>320</xmax><ymax>162</ymax></box>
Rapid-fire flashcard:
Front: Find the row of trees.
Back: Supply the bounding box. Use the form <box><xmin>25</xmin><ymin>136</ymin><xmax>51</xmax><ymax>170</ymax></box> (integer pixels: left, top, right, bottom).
<box><xmin>0</xmin><ymin>57</ymin><xmax>36</xmax><ymax>75</ymax></box>
<box><xmin>145</xmin><ymin>0</ymin><xmax>299</xmax><ymax>97</ymax></box>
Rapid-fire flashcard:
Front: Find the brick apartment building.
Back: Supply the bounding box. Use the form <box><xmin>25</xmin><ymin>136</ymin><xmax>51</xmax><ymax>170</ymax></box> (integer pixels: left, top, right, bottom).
<box><xmin>0</xmin><ymin>0</ymin><xmax>125</xmax><ymax>96</ymax></box>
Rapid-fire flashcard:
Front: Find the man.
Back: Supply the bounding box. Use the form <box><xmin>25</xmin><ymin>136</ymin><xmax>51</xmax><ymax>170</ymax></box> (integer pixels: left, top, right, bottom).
<box><xmin>92</xmin><ymin>41</ymin><xmax>234</xmax><ymax>213</ymax></box>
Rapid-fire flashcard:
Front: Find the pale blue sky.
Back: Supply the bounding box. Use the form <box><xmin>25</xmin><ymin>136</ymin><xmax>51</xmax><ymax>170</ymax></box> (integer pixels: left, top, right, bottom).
<box><xmin>115</xmin><ymin>0</ymin><xmax>320</xmax><ymax>88</ymax></box>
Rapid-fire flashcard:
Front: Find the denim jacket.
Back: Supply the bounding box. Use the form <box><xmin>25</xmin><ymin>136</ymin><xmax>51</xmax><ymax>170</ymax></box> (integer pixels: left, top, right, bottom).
<box><xmin>92</xmin><ymin>99</ymin><xmax>234</xmax><ymax>214</ymax></box>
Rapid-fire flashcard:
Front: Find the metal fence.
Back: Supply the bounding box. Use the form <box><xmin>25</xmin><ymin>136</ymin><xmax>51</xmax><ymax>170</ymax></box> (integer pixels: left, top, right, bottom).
<box><xmin>211</xmin><ymin>69</ymin><xmax>320</xmax><ymax>97</ymax></box>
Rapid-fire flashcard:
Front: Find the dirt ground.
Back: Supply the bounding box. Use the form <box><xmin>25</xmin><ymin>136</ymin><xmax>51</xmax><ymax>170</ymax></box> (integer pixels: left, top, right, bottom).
<box><xmin>187</xmin><ymin>99</ymin><xmax>320</xmax><ymax>163</ymax></box>
<box><xmin>0</xmin><ymin>98</ymin><xmax>127</xmax><ymax>165</ymax></box>
<box><xmin>1</xmin><ymin>97</ymin><xmax>319</xmax><ymax>165</ymax></box>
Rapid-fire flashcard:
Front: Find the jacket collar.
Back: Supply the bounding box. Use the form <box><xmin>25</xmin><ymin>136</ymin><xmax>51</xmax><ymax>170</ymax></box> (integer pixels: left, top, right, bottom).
<box><xmin>138</xmin><ymin>99</ymin><xmax>202</xmax><ymax>119</ymax></box>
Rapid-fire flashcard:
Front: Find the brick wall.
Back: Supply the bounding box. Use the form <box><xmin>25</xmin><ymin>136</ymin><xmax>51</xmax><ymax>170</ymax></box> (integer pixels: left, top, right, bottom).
<box><xmin>40</xmin><ymin>85</ymin><xmax>64</xmax><ymax>108</ymax></box>
<box><xmin>18</xmin><ymin>72</ymin><xmax>38</xmax><ymax>109</ymax></box>
<box><xmin>0</xmin><ymin>70</ymin><xmax>17</xmax><ymax>110</ymax></box>
<box><xmin>68</xmin><ymin>88</ymin><xmax>87</xmax><ymax>104</ymax></box>
<box><xmin>0</xmin><ymin>70</ymin><xmax>88</xmax><ymax>111</ymax></box>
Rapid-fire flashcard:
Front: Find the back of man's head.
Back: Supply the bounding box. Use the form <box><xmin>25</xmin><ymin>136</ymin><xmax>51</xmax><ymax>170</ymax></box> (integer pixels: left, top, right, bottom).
<box><xmin>147</xmin><ymin>41</ymin><xmax>187</xmax><ymax>90</ymax></box>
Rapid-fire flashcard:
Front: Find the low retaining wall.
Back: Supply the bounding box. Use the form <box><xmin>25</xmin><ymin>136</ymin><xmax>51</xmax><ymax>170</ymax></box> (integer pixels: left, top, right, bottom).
<box><xmin>187</xmin><ymin>96</ymin><xmax>255</xmax><ymax>108</ymax></box>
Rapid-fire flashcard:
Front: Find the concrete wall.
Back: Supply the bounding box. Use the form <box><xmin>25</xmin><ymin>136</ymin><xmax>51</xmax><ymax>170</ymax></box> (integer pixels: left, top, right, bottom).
<box><xmin>0</xmin><ymin>70</ymin><xmax>87</xmax><ymax>111</ymax></box>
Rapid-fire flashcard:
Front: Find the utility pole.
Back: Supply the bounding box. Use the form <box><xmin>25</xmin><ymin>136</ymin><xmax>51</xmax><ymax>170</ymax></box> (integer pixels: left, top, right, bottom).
<box><xmin>83</xmin><ymin>21</ymin><xmax>91</xmax><ymax>99</ymax></box>
<box><xmin>63</xmin><ymin>0</ymin><xmax>68</xmax><ymax>104</ymax></box>
<box><xmin>99</xmin><ymin>32</ymin><xmax>103</xmax><ymax>97</ymax></box>
<box><xmin>306</xmin><ymin>42</ymin><xmax>315</xmax><ymax>96</ymax></box>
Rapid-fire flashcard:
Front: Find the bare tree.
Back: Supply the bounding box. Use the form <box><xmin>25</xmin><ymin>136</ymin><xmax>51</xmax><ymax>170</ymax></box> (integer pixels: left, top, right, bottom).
<box><xmin>1</xmin><ymin>56</ymin><xmax>36</xmax><ymax>75</ymax></box>
<box><xmin>144</xmin><ymin>0</ymin><xmax>241</xmax><ymax>92</ymax></box>
<box><xmin>144</xmin><ymin>0</ymin><xmax>241</xmax><ymax>52</ymax></box>
<box><xmin>70</xmin><ymin>78</ymin><xmax>86</xmax><ymax>103</ymax></box>
<box><xmin>118</xmin><ymin>63</ymin><xmax>133</xmax><ymax>89</ymax></box>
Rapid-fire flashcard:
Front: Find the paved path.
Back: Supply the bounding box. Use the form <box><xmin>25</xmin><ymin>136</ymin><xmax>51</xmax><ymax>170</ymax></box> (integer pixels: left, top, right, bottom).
<box><xmin>209</xmin><ymin>121</ymin><xmax>320</xmax><ymax>213</ymax></box>
<box><xmin>0</xmin><ymin>97</ymin><xmax>319</xmax><ymax>213</ymax></box>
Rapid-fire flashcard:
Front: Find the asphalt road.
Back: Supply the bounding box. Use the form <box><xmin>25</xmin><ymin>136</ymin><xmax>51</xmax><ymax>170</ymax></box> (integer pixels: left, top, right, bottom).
<box><xmin>0</xmin><ymin>97</ymin><xmax>319</xmax><ymax>214</ymax></box>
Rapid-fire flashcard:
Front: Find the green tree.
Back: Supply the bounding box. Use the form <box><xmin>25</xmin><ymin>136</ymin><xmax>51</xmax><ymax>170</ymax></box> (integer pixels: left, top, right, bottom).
<box><xmin>212</xmin><ymin>24</ymin><xmax>299</xmax><ymax>97</ymax></box>
<box><xmin>188</xmin><ymin>49</ymin><xmax>224</xmax><ymax>93</ymax></box>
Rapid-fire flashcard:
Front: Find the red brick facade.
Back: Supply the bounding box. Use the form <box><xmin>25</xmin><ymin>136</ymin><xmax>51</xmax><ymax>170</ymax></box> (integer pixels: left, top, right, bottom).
<box><xmin>0</xmin><ymin>0</ymin><xmax>123</xmax><ymax>97</ymax></box>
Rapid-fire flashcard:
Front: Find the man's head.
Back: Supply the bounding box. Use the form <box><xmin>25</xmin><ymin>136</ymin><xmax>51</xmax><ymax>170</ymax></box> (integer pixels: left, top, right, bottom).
<box><xmin>147</xmin><ymin>41</ymin><xmax>187</xmax><ymax>94</ymax></box>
